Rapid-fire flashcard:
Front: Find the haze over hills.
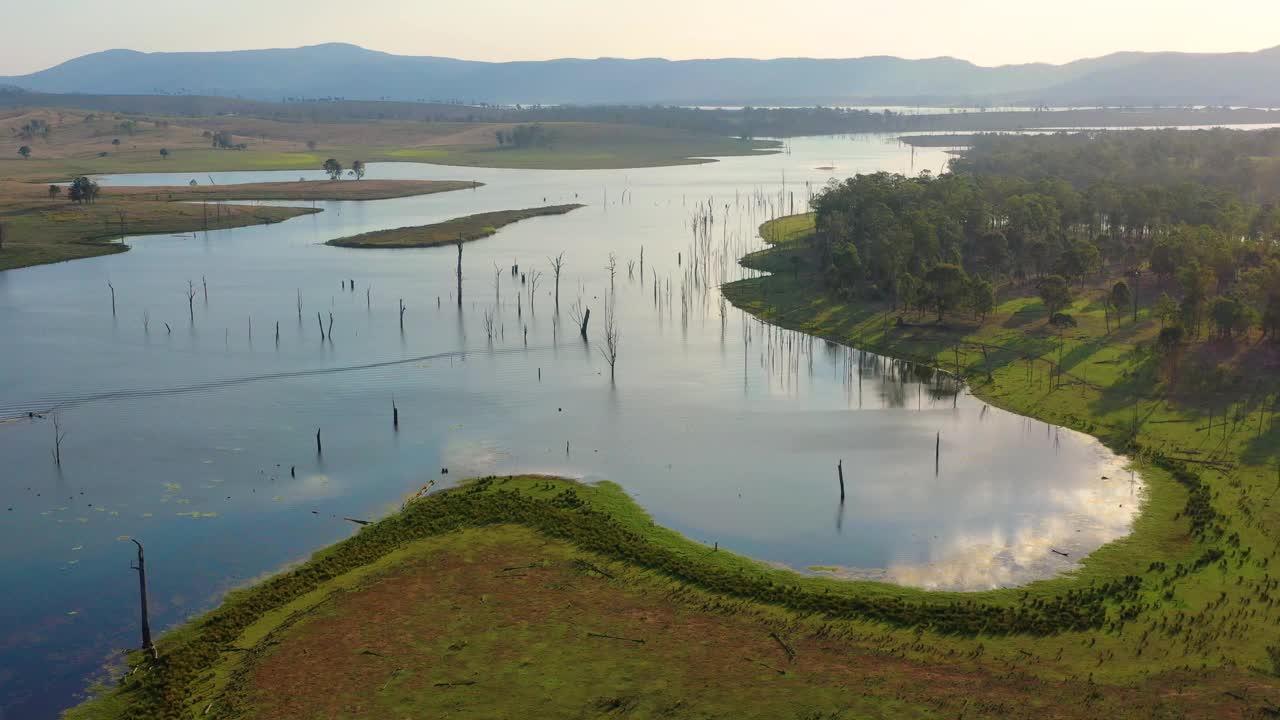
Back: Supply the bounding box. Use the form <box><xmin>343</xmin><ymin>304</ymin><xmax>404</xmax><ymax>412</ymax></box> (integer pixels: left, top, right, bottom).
<box><xmin>2</xmin><ymin>42</ymin><xmax>1279</xmax><ymax>106</ymax></box>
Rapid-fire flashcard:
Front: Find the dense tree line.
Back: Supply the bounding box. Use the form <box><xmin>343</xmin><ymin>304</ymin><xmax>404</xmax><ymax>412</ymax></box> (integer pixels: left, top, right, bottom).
<box><xmin>813</xmin><ymin>129</ymin><xmax>1280</xmax><ymax>342</ymax></box>
<box><xmin>951</xmin><ymin>128</ymin><xmax>1280</xmax><ymax>200</ymax></box>
<box><xmin>494</xmin><ymin>123</ymin><xmax>551</xmax><ymax>148</ymax></box>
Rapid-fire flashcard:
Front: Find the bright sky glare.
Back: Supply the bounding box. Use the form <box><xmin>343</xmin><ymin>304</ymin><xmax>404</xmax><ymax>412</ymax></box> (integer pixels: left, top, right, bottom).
<box><xmin>4</xmin><ymin>0</ymin><xmax>1278</xmax><ymax>75</ymax></box>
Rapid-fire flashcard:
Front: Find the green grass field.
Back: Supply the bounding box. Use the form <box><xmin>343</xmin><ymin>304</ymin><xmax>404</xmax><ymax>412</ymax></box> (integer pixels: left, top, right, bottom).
<box><xmin>326</xmin><ymin>204</ymin><xmax>583</xmax><ymax>249</ymax></box>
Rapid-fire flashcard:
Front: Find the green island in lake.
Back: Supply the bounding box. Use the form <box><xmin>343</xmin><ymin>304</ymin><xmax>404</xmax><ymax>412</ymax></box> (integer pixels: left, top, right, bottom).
<box><xmin>326</xmin><ymin>204</ymin><xmax>585</xmax><ymax>248</ymax></box>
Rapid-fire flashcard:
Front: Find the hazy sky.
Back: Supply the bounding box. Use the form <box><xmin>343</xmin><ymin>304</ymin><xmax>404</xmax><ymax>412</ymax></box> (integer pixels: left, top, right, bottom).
<box><xmin>5</xmin><ymin>0</ymin><xmax>1279</xmax><ymax>75</ymax></box>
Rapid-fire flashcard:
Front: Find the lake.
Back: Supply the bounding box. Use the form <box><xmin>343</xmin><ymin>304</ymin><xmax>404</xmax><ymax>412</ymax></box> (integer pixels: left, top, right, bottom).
<box><xmin>0</xmin><ymin>135</ymin><xmax>1140</xmax><ymax>718</ymax></box>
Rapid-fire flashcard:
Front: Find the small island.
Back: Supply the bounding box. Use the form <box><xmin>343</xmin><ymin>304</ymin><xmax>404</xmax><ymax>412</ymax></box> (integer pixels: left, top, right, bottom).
<box><xmin>326</xmin><ymin>204</ymin><xmax>585</xmax><ymax>248</ymax></box>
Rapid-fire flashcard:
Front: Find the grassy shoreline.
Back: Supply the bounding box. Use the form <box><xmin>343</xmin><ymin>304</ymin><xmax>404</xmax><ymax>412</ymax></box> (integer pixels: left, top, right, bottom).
<box><xmin>326</xmin><ymin>204</ymin><xmax>584</xmax><ymax>249</ymax></box>
<box><xmin>61</xmin><ymin>215</ymin><xmax>1280</xmax><ymax>718</ymax></box>
<box><xmin>723</xmin><ymin>213</ymin><xmax>1280</xmax><ymax>672</ymax></box>
<box><xmin>66</xmin><ymin>474</ymin><xmax>1273</xmax><ymax>719</ymax></box>
<box><xmin>0</xmin><ymin>179</ymin><xmax>474</xmax><ymax>271</ymax></box>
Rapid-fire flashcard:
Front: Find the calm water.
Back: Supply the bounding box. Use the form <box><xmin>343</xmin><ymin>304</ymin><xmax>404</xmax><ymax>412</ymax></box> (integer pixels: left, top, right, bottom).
<box><xmin>0</xmin><ymin>135</ymin><xmax>1140</xmax><ymax>718</ymax></box>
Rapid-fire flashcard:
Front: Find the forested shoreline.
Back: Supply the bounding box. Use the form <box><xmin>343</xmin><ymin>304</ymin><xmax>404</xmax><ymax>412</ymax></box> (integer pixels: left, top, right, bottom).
<box><xmin>809</xmin><ymin>129</ymin><xmax>1280</xmax><ymax>345</ymax></box>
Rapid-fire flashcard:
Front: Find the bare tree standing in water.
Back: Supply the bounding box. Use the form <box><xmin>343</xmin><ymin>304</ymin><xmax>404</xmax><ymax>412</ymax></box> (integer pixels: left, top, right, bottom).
<box><xmin>549</xmin><ymin>252</ymin><xmax>565</xmax><ymax>311</ymax></box>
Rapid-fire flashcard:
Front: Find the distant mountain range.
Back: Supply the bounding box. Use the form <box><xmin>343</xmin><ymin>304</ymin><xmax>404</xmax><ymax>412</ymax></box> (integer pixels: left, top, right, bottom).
<box><xmin>3</xmin><ymin>43</ymin><xmax>1280</xmax><ymax>107</ymax></box>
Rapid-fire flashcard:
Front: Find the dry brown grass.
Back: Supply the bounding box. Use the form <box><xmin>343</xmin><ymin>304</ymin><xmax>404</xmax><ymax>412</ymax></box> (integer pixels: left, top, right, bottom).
<box><xmin>0</xmin><ymin>108</ymin><xmax>775</xmax><ymax>182</ymax></box>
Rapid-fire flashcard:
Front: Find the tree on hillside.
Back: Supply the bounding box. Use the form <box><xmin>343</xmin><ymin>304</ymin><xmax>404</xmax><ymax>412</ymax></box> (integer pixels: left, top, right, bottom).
<box><xmin>1262</xmin><ymin>293</ymin><xmax>1280</xmax><ymax>343</ymax></box>
<box><xmin>1037</xmin><ymin>275</ymin><xmax>1073</xmax><ymax>318</ymax></box>
<box><xmin>1210</xmin><ymin>295</ymin><xmax>1252</xmax><ymax>340</ymax></box>
<box><xmin>969</xmin><ymin>279</ymin><xmax>996</xmax><ymax>321</ymax></box>
<box><xmin>48</xmin><ymin>185</ymin><xmax>60</xmax><ymax>199</ymax></box>
<box><xmin>1109</xmin><ymin>281</ymin><xmax>1132</xmax><ymax>328</ymax></box>
<box><xmin>68</xmin><ymin>177</ymin><xmax>99</xmax><ymax>204</ymax></box>
<box><xmin>974</xmin><ymin>230</ymin><xmax>1010</xmax><ymax>276</ymax></box>
<box><xmin>306</xmin><ymin>140</ymin><xmax>317</xmax><ymax>151</ymax></box>
<box><xmin>350</xmin><ymin>160</ymin><xmax>366</xmax><ymax>180</ymax></box>
<box><xmin>159</xmin><ymin>148</ymin><xmax>169</xmax><ymax>159</ymax></box>
<box><xmin>509</xmin><ymin>124</ymin><xmax>549</xmax><ymax>149</ymax></box>
<box><xmin>1154</xmin><ymin>292</ymin><xmax>1180</xmax><ymax>329</ymax></box>
<box><xmin>18</xmin><ymin>119</ymin><xmax>49</xmax><ymax>141</ymax></box>
<box><xmin>922</xmin><ymin>263</ymin><xmax>969</xmax><ymax>322</ymax></box>
<box><xmin>1056</xmin><ymin>240</ymin><xmax>1101</xmax><ymax>285</ymax></box>
<box><xmin>18</xmin><ymin>146</ymin><xmax>31</xmax><ymax>159</ymax></box>
<box><xmin>323</xmin><ymin>158</ymin><xmax>343</xmax><ymax>181</ymax></box>
<box><xmin>825</xmin><ymin>242</ymin><xmax>862</xmax><ymax>297</ymax></box>
<box><xmin>112</xmin><ymin>138</ymin><xmax>121</xmax><ymax>150</ymax></box>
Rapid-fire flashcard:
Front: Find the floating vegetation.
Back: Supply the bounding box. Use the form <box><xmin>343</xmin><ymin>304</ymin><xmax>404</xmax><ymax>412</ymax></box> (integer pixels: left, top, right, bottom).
<box><xmin>177</xmin><ymin>511</ymin><xmax>218</xmax><ymax>519</ymax></box>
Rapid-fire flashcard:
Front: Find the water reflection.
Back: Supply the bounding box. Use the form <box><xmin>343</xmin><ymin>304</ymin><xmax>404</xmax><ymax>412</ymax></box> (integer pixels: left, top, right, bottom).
<box><xmin>0</xmin><ymin>135</ymin><xmax>1140</xmax><ymax>718</ymax></box>
<box><xmin>809</xmin><ymin>447</ymin><xmax>1139</xmax><ymax>589</ymax></box>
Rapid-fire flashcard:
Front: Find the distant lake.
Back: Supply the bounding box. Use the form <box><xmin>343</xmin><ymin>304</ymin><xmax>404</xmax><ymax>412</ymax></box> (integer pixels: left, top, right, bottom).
<box><xmin>0</xmin><ymin>135</ymin><xmax>1139</xmax><ymax>718</ymax></box>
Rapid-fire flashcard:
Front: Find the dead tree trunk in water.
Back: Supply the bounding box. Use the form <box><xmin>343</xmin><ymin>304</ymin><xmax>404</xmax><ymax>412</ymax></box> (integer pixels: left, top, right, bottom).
<box><xmin>52</xmin><ymin>414</ymin><xmax>66</xmax><ymax>466</ymax></box>
<box><xmin>392</xmin><ymin>398</ymin><xmax>399</xmax><ymax>430</ymax></box>
<box><xmin>456</xmin><ymin>237</ymin><xmax>464</xmax><ymax>308</ymax></box>
<box><xmin>837</xmin><ymin>460</ymin><xmax>845</xmax><ymax>501</ymax></box>
<box><xmin>599</xmin><ymin>303</ymin><xmax>618</xmax><ymax>381</ymax></box>
<box><xmin>108</xmin><ymin>282</ymin><xmax>116</xmax><ymax>316</ymax></box>
<box><xmin>580</xmin><ymin>307</ymin><xmax>591</xmax><ymax>339</ymax></box>
<box><xmin>935</xmin><ymin>432</ymin><xmax>940</xmax><ymax>476</ymax></box>
<box><xmin>317</xmin><ymin>312</ymin><xmax>325</xmax><ymax>341</ymax></box>
<box><xmin>549</xmin><ymin>252</ymin><xmax>565</xmax><ymax>311</ymax></box>
<box><xmin>130</xmin><ymin>539</ymin><xmax>156</xmax><ymax>658</ymax></box>
<box><xmin>315</xmin><ymin>428</ymin><xmax>322</xmax><ymax>455</ymax></box>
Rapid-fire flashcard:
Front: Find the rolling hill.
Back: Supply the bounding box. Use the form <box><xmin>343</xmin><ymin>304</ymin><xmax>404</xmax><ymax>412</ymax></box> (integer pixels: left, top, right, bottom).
<box><xmin>2</xmin><ymin>43</ymin><xmax>1279</xmax><ymax>106</ymax></box>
